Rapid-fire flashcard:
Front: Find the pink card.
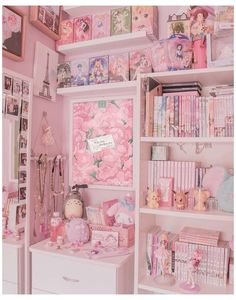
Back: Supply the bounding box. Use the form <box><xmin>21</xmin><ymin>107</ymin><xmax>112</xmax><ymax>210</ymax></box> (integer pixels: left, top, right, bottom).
<box><xmin>130</xmin><ymin>48</ymin><xmax>152</xmax><ymax>80</ymax></box>
<box><xmin>92</xmin><ymin>13</ymin><xmax>110</xmax><ymax>39</ymax></box>
<box><xmin>109</xmin><ymin>53</ymin><xmax>129</xmax><ymax>82</ymax></box>
<box><xmin>73</xmin><ymin>16</ymin><xmax>92</xmax><ymax>42</ymax></box>
<box><xmin>57</xmin><ymin>19</ymin><xmax>73</xmax><ymax>45</ymax></box>
<box><xmin>101</xmin><ymin>199</ymin><xmax>118</xmax><ymax>226</ymax></box>
<box><xmin>157</xmin><ymin>177</ymin><xmax>173</xmax><ymax>207</ymax></box>
<box><xmin>91</xmin><ymin>230</ymin><xmax>119</xmax><ymax>248</ymax></box>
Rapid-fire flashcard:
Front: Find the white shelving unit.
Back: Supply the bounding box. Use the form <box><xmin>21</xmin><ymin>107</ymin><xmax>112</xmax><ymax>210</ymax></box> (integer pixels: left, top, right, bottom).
<box><xmin>57</xmin><ymin>31</ymin><xmax>154</xmax><ymax>57</ymax></box>
<box><xmin>57</xmin><ymin>80</ymin><xmax>137</xmax><ymax>99</ymax></box>
<box><xmin>134</xmin><ymin>67</ymin><xmax>234</xmax><ymax>294</ymax></box>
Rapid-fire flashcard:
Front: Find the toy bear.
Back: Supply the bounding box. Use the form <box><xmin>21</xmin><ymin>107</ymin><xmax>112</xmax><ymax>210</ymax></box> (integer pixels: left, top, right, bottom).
<box><xmin>193</xmin><ymin>189</ymin><xmax>210</xmax><ymax>211</ymax></box>
<box><xmin>147</xmin><ymin>190</ymin><xmax>160</xmax><ymax>209</ymax></box>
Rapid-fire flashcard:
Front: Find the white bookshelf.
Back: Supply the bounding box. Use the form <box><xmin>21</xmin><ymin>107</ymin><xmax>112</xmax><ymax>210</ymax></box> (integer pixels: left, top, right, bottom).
<box><xmin>140</xmin><ymin>206</ymin><xmax>233</xmax><ymax>222</ymax></box>
<box><xmin>134</xmin><ymin>66</ymin><xmax>234</xmax><ymax>294</ymax></box>
<box><xmin>57</xmin><ymin>81</ymin><xmax>137</xmax><ymax>99</ymax></box>
<box><xmin>140</xmin><ymin>137</ymin><xmax>234</xmax><ymax>143</ymax></box>
<box><xmin>63</xmin><ymin>5</ymin><xmax>121</xmax><ymax>18</ymax></box>
<box><xmin>57</xmin><ymin>31</ymin><xmax>153</xmax><ymax>57</ymax></box>
<box><xmin>138</xmin><ymin>275</ymin><xmax>234</xmax><ymax>294</ymax></box>
<box><xmin>141</xmin><ymin>66</ymin><xmax>234</xmax><ymax>86</ymax></box>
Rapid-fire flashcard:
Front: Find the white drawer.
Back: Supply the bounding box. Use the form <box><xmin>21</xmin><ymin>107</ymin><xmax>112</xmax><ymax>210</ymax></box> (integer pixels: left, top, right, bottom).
<box><xmin>2</xmin><ymin>281</ymin><xmax>18</xmax><ymax>294</ymax></box>
<box><xmin>32</xmin><ymin>252</ymin><xmax>117</xmax><ymax>294</ymax></box>
<box><xmin>2</xmin><ymin>245</ymin><xmax>18</xmax><ymax>283</ymax></box>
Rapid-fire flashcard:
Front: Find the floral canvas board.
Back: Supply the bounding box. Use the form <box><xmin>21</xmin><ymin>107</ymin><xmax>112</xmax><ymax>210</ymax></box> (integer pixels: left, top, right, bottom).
<box><xmin>72</xmin><ymin>99</ymin><xmax>133</xmax><ymax>186</ymax></box>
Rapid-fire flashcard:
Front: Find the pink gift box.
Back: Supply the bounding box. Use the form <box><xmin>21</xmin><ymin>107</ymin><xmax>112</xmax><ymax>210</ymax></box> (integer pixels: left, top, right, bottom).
<box><xmin>89</xmin><ymin>223</ymin><xmax>135</xmax><ymax>248</ymax></box>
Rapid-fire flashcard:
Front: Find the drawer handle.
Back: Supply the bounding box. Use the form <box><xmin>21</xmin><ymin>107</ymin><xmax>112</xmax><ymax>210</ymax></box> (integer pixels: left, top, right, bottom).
<box><xmin>62</xmin><ymin>276</ymin><xmax>80</xmax><ymax>283</ymax></box>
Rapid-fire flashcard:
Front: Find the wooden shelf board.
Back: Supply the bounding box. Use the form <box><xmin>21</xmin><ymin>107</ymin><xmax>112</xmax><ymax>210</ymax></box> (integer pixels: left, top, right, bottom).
<box><xmin>140</xmin><ymin>137</ymin><xmax>234</xmax><ymax>143</ymax></box>
<box><xmin>140</xmin><ymin>206</ymin><xmax>233</xmax><ymax>222</ymax></box>
<box><xmin>138</xmin><ymin>275</ymin><xmax>234</xmax><ymax>294</ymax></box>
<box><xmin>141</xmin><ymin>66</ymin><xmax>234</xmax><ymax>86</ymax></box>
<box><xmin>57</xmin><ymin>31</ymin><xmax>153</xmax><ymax>57</ymax></box>
<box><xmin>57</xmin><ymin>80</ymin><xmax>137</xmax><ymax>99</ymax></box>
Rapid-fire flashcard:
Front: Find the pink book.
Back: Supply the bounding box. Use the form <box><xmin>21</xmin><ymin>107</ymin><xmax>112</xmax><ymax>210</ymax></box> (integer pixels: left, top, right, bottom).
<box><xmin>92</xmin><ymin>13</ymin><xmax>110</xmax><ymax>39</ymax></box>
<box><xmin>178</xmin><ymin>96</ymin><xmax>182</xmax><ymax>137</ymax></box>
<box><xmin>173</xmin><ymin>161</ymin><xmax>178</xmax><ymax>191</ymax></box>
<box><xmin>57</xmin><ymin>19</ymin><xmax>73</xmax><ymax>45</ymax></box>
<box><xmin>177</xmin><ymin>161</ymin><xmax>181</xmax><ymax>191</ymax></box>
<box><xmin>165</xmin><ymin>96</ymin><xmax>170</xmax><ymax>137</ymax></box>
<box><xmin>151</xmin><ymin>230</ymin><xmax>159</xmax><ymax>277</ymax></box>
<box><xmin>195</xmin><ymin>96</ymin><xmax>199</xmax><ymax>137</ymax></box>
<box><xmin>159</xmin><ymin>177</ymin><xmax>173</xmax><ymax>207</ymax></box>
<box><xmin>208</xmin><ymin>97</ymin><xmax>214</xmax><ymax>137</ymax></box>
<box><xmin>73</xmin><ymin>16</ymin><xmax>92</xmax><ymax>42</ymax></box>
<box><xmin>169</xmin><ymin>96</ymin><xmax>175</xmax><ymax>137</ymax></box>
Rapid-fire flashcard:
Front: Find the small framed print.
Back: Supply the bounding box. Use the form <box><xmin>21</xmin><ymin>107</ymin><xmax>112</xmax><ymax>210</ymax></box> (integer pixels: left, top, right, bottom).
<box><xmin>157</xmin><ymin>177</ymin><xmax>173</xmax><ymax>207</ymax></box>
<box><xmin>22</xmin><ymin>80</ymin><xmax>30</xmax><ymax>99</ymax></box>
<box><xmin>19</xmin><ymin>133</ymin><xmax>27</xmax><ymax>149</ymax></box>
<box><xmin>19</xmin><ymin>152</ymin><xmax>27</xmax><ymax>167</ymax></box>
<box><xmin>19</xmin><ymin>170</ymin><xmax>27</xmax><ymax>184</ymax></box>
<box><xmin>21</xmin><ymin>100</ymin><xmax>29</xmax><ymax>117</ymax></box>
<box><xmin>5</xmin><ymin>95</ymin><xmax>20</xmax><ymax>119</ymax></box>
<box><xmin>30</xmin><ymin>6</ymin><xmax>62</xmax><ymax>40</ymax></box>
<box><xmin>13</xmin><ymin>78</ymin><xmax>22</xmax><ymax>97</ymax></box>
<box><xmin>91</xmin><ymin>230</ymin><xmax>119</xmax><ymax>248</ymax></box>
<box><xmin>20</xmin><ymin>117</ymin><xmax>28</xmax><ymax>132</ymax></box>
<box><xmin>2</xmin><ymin>6</ymin><xmax>26</xmax><ymax>62</ymax></box>
<box><xmin>8</xmin><ymin>201</ymin><xmax>26</xmax><ymax>232</ymax></box>
<box><xmin>3</xmin><ymin>74</ymin><xmax>13</xmax><ymax>94</ymax></box>
<box><xmin>19</xmin><ymin>186</ymin><xmax>26</xmax><ymax>200</ymax></box>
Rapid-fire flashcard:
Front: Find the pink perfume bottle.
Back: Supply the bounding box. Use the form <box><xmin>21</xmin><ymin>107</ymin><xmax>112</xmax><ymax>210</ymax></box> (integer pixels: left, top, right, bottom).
<box><xmin>50</xmin><ymin>212</ymin><xmax>62</xmax><ymax>242</ymax></box>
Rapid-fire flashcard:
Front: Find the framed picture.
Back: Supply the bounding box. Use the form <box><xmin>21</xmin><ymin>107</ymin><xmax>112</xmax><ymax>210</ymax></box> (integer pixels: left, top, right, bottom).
<box><xmin>8</xmin><ymin>201</ymin><xmax>26</xmax><ymax>232</ymax></box>
<box><xmin>5</xmin><ymin>95</ymin><xmax>20</xmax><ymax>119</ymax></box>
<box><xmin>72</xmin><ymin>98</ymin><xmax>133</xmax><ymax>187</ymax></box>
<box><xmin>13</xmin><ymin>78</ymin><xmax>22</xmax><ymax>97</ymax></box>
<box><xmin>157</xmin><ymin>177</ymin><xmax>173</xmax><ymax>207</ymax></box>
<box><xmin>2</xmin><ymin>6</ymin><xmax>26</xmax><ymax>61</ymax></box>
<box><xmin>33</xmin><ymin>41</ymin><xmax>59</xmax><ymax>102</ymax></box>
<box><xmin>30</xmin><ymin>6</ymin><xmax>62</xmax><ymax>40</ymax></box>
<box><xmin>3</xmin><ymin>74</ymin><xmax>13</xmax><ymax>94</ymax></box>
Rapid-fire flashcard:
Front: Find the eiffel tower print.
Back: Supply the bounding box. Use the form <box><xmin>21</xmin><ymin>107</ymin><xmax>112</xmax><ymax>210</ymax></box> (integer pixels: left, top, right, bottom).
<box><xmin>39</xmin><ymin>52</ymin><xmax>52</xmax><ymax>100</ymax></box>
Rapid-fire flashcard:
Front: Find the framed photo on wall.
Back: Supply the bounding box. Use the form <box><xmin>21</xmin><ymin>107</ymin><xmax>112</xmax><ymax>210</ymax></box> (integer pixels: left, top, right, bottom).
<box><xmin>2</xmin><ymin>6</ymin><xmax>26</xmax><ymax>61</ymax></box>
<box><xmin>30</xmin><ymin>6</ymin><xmax>62</xmax><ymax>40</ymax></box>
<box><xmin>8</xmin><ymin>201</ymin><xmax>26</xmax><ymax>232</ymax></box>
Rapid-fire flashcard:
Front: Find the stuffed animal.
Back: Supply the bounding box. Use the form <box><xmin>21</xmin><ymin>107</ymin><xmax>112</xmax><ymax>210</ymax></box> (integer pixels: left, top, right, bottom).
<box><xmin>147</xmin><ymin>190</ymin><xmax>160</xmax><ymax>209</ymax></box>
<box><xmin>216</xmin><ymin>175</ymin><xmax>234</xmax><ymax>213</ymax></box>
<box><xmin>173</xmin><ymin>190</ymin><xmax>188</xmax><ymax>210</ymax></box>
<box><xmin>65</xmin><ymin>218</ymin><xmax>89</xmax><ymax>246</ymax></box>
<box><xmin>107</xmin><ymin>194</ymin><xmax>135</xmax><ymax>226</ymax></box>
<box><xmin>193</xmin><ymin>189</ymin><xmax>210</xmax><ymax>211</ymax></box>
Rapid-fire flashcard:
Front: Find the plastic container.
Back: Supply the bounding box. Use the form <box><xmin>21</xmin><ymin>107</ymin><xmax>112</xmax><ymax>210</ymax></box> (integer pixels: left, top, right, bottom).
<box><xmin>50</xmin><ymin>212</ymin><xmax>63</xmax><ymax>242</ymax></box>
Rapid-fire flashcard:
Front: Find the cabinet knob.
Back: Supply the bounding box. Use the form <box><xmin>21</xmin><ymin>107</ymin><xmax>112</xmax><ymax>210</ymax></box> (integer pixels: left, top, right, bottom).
<box><xmin>62</xmin><ymin>276</ymin><xmax>80</xmax><ymax>283</ymax></box>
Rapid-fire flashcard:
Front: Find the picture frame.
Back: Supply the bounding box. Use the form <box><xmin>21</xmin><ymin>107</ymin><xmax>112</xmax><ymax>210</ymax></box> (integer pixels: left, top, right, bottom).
<box><xmin>30</xmin><ymin>6</ymin><xmax>62</xmax><ymax>40</ymax></box>
<box><xmin>8</xmin><ymin>200</ymin><xmax>26</xmax><ymax>232</ymax></box>
<box><xmin>5</xmin><ymin>95</ymin><xmax>20</xmax><ymax>119</ymax></box>
<box><xmin>2</xmin><ymin>6</ymin><xmax>26</xmax><ymax>62</ymax></box>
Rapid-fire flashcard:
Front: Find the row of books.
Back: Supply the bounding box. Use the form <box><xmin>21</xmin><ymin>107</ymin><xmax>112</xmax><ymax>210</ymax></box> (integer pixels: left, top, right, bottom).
<box><xmin>179</xmin><ymin>227</ymin><xmax>220</xmax><ymax>247</ymax></box>
<box><xmin>146</xmin><ymin>226</ymin><xmax>230</xmax><ymax>287</ymax></box>
<box><xmin>145</xmin><ymin>94</ymin><xmax>234</xmax><ymax>138</ymax></box>
<box><xmin>147</xmin><ymin>160</ymin><xmax>196</xmax><ymax>195</ymax></box>
<box><xmin>57</xmin><ymin>48</ymin><xmax>152</xmax><ymax>88</ymax></box>
<box><xmin>57</xmin><ymin>7</ymin><xmax>158</xmax><ymax>46</ymax></box>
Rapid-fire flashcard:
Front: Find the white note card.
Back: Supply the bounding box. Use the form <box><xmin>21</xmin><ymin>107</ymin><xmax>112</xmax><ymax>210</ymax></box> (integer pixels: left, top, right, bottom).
<box><xmin>87</xmin><ymin>134</ymin><xmax>115</xmax><ymax>153</ymax></box>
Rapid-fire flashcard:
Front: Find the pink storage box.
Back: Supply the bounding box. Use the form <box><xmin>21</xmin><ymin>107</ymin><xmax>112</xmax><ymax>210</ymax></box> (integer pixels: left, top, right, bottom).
<box><xmin>89</xmin><ymin>223</ymin><xmax>135</xmax><ymax>248</ymax></box>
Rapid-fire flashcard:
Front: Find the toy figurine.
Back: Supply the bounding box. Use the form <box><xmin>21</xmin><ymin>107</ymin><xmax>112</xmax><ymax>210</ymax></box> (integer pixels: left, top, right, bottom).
<box><xmin>146</xmin><ymin>190</ymin><xmax>160</xmax><ymax>209</ymax></box>
<box><xmin>173</xmin><ymin>190</ymin><xmax>188</xmax><ymax>210</ymax></box>
<box><xmin>193</xmin><ymin>188</ymin><xmax>210</xmax><ymax>211</ymax></box>
<box><xmin>180</xmin><ymin>249</ymin><xmax>202</xmax><ymax>292</ymax></box>
<box><xmin>189</xmin><ymin>6</ymin><xmax>213</xmax><ymax>69</ymax></box>
<box><xmin>154</xmin><ymin>232</ymin><xmax>175</xmax><ymax>285</ymax></box>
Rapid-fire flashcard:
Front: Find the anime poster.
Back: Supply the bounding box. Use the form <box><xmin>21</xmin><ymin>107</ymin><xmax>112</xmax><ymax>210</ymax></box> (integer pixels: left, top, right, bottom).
<box><xmin>92</xmin><ymin>13</ymin><xmax>110</xmax><ymax>39</ymax></box>
<box><xmin>73</xmin><ymin>16</ymin><xmax>92</xmax><ymax>42</ymax></box>
<box><xmin>130</xmin><ymin>49</ymin><xmax>152</xmax><ymax>80</ymax></box>
<box><xmin>89</xmin><ymin>56</ymin><xmax>109</xmax><ymax>85</ymax></box>
<box><xmin>57</xmin><ymin>62</ymin><xmax>71</xmax><ymax>88</ymax></box>
<box><xmin>72</xmin><ymin>99</ymin><xmax>133</xmax><ymax>186</ymax></box>
<box><xmin>109</xmin><ymin>53</ymin><xmax>129</xmax><ymax>82</ymax></box>
<box><xmin>57</xmin><ymin>19</ymin><xmax>73</xmax><ymax>45</ymax></box>
<box><xmin>111</xmin><ymin>7</ymin><xmax>131</xmax><ymax>35</ymax></box>
<box><xmin>132</xmin><ymin>6</ymin><xmax>158</xmax><ymax>38</ymax></box>
<box><xmin>71</xmin><ymin>58</ymin><xmax>89</xmax><ymax>86</ymax></box>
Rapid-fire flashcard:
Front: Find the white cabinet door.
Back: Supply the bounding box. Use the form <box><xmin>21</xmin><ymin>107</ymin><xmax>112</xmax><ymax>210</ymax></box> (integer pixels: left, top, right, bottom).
<box><xmin>2</xmin><ymin>244</ymin><xmax>18</xmax><ymax>283</ymax></box>
<box><xmin>32</xmin><ymin>252</ymin><xmax>117</xmax><ymax>294</ymax></box>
